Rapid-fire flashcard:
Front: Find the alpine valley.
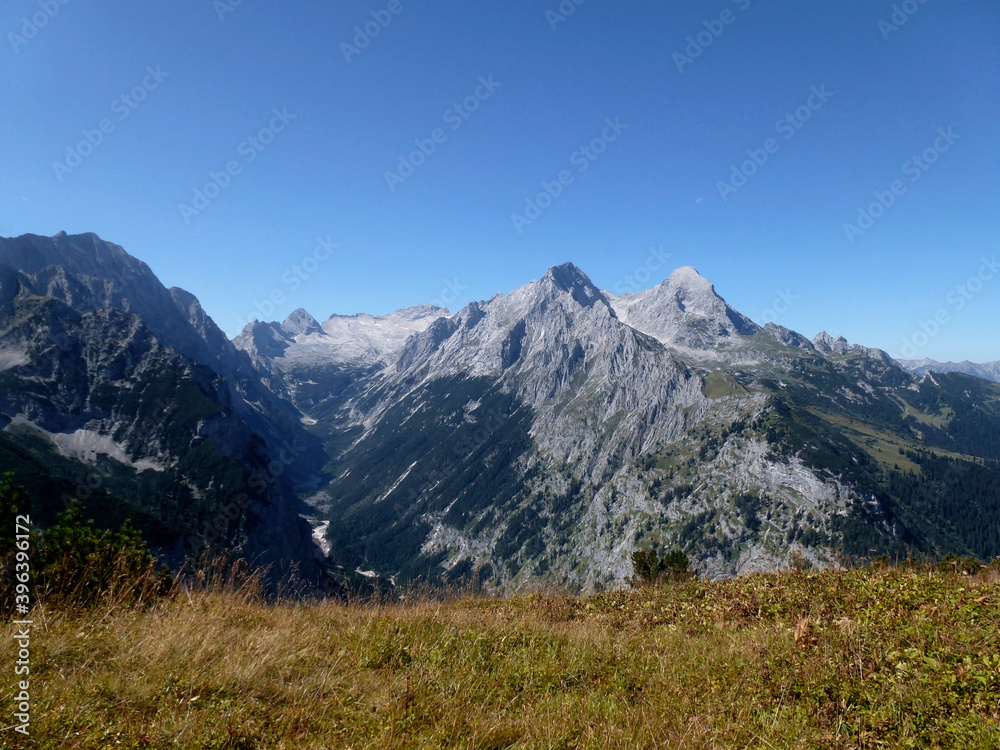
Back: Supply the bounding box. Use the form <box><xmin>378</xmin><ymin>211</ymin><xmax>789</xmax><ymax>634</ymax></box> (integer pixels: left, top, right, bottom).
<box><xmin>3</xmin><ymin>232</ymin><xmax>999</xmax><ymax>592</ymax></box>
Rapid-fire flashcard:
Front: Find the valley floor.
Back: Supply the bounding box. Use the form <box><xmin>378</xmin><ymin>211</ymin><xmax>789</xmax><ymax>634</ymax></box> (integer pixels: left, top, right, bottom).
<box><xmin>4</xmin><ymin>564</ymin><xmax>1000</xmax><ymax>749</ymax></box>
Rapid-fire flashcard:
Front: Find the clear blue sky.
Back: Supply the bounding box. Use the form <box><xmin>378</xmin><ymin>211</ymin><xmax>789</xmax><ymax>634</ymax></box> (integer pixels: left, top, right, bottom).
<box><xmin>2</xmin><ymin>0</ymin><xmax>998</xmax><ymax>361</ymax></box>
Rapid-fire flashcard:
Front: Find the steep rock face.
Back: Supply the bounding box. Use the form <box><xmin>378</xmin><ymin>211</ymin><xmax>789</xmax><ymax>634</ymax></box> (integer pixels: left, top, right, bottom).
<box><xmin>812</xmin><ymin>331</ymin><xmax>850</xmax><ymax>354</ymax></box>
<box><xmin>231</xmin><ymin>321</ymin><xmax>296</xmax><ymax>402</ymax></box>
<box><xmin>6</xmin><ymin>231</ymin><xmax>999</xmax><ymax>594</ymax></box>
<box><xmin>321</xmin><ymin>264</ymin><xmax>858</xmax><ymax>590</ymax></box>
<box><xmin>0</xmin><ymin>232</ymin><xmax>327</xmax><ymax>584</ymax></box>
<box><xmin>0</xmin><ymin>293</ymin><xmax>322</xmax><ymax>581</ymax></box>
<box><xmin>1</xmin><ymin>232</ymin><xmax>236</xmax><ymax>376</ymax></box>
<box><xmin>608</xmin><ymin>266</ymin><xmax>760</xmax><ymax>351</ymax></box>
<box><xmin>233</xmin><ymin>320</ymin><xmax>293</xmax><ymax>367</ymax></box>
<box><xmin>312</xmin><ymin>262</ymin><xmax>1000</xmax><ymax>592</ymax></box>
<box><xmin>380</xmin><ymin>263</ymin><xmax>705</xmax><ymax>468</ymax></box>
<box><xmin>0</xmin><ymin>234</ymin><xmax>323</xmax><ymax>484</ymax></box>
<box><xmin>282</xmin><ymin>308</ymin><xmax>324</xmax><ymax>337</ymax></box>
<box><xmin>233</xmin><ymin>304</ymin><xmax>449</xmax><ymax>425</ymax></box>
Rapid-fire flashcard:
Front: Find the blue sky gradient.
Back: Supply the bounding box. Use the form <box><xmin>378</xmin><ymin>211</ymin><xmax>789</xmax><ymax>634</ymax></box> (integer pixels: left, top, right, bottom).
<box><xmin>2</xmin><ymin>0</ymin><xmax>998</xmax><ymax>360</ymax></box>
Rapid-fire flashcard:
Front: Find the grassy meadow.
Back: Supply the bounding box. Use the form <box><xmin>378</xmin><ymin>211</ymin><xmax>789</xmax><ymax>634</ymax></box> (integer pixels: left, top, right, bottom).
<box><xmin>3</xmin><ymin>562</ymin><xmax>999</xmax><ymax>749</ymax></box>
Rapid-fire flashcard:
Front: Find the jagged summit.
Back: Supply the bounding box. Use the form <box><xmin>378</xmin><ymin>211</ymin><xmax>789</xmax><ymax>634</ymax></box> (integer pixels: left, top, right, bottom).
<box><xmin>539</xmin><ymin>262</ymin><xmax>609</xmax><ymax>310</ymax></box>
<box><xmin>234</xmin><ymin>304</ymin><xmax>449</xmax><ymax>370</ymax></box>
<box><xmin>6</xmin><ymin>232</ymin><xmax>1000</xmax><ymax>593</ymax></box>
<box><xmin>763</xmin><ymin>322</ymin><xmax>816</xmax><ymax>350</ymax></box>
<box><xmin>282</xmin><ymin>308</ymin><xmax>323</xmax><ymax>337</ymax></box>
<box><xmin>812</xmin><ymin>331</ymin><xmax>894</xmax><ymax>364</ymax></box>
<box><xmin>233</xmin><ymin>319</ymin><xmax>292</xmax><ymax>363</ymax></box>
<box><xmin>1</xmin><ymin>232</ymin><xmax>155</xmax><ymax>293</ymax></box>
<box><xmin>812</xmin><ymin>331</ymin><xmax>850</xmax><ymax>353</ymax></box>
<box><xmin>0</xmin><ymin>232</ymin><xmax>242</xmax><ymax>376</ymax></box>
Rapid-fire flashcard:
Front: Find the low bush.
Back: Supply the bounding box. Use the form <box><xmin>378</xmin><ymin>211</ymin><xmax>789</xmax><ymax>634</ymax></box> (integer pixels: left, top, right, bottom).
<box><xmin>629</xmin><ymin>546</ymin><xmax>693</xmax><ymax>586</ymax></box>
<box><xmin>0</xmin><ymin>472</ymin><xmax>172</xmax><ymax>612</ymax></box>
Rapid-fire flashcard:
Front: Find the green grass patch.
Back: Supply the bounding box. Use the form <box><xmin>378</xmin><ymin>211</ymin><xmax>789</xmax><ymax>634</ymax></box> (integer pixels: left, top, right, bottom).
<box><xmin>7</xmin><ymin>563</ymin><xmax>999</xmax><ymax>748</ymax></box>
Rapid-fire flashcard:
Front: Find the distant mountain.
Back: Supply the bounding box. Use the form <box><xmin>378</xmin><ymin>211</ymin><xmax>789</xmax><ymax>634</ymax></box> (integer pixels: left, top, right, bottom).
<box><xmin>897</xmin><ymin>358</ymin><xmax>1000</xmax><ymax>384</ymax></box>
<box><xmin>232</xmin><ymin>304</ymin><xmax>448</xmax><ymax>423</ymax></box>
<box><xmin>607</xmin><ymin>266</ymin><xmax>760</xmax><ymax>351</ymax></box>
<box><xmin>235</xmin><ymin>305</ymin><xmax>448</xmax><ymax>372</ymax></box>
<box><xmin>4</xmin><ymin>232</ymin><xmax>1000</xmax><ymax>594</ymax></box>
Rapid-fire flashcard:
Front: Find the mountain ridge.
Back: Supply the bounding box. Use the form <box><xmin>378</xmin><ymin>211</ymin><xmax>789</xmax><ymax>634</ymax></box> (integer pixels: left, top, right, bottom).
<box><xmin>897</xmin><ymin>358</ymin><xmax>1000</xmax><ymax>384</ymax></box>
<box><xmin>3</xmin><ymin>231</ymin><xmax>1000</xmax><ymax>593</ymax></box>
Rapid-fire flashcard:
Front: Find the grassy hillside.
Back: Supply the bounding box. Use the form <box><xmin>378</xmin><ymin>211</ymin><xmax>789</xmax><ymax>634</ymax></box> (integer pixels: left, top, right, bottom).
<box><xmin>4</xmin><ymin>563</ymin><xmax>999</xmax><ymax>749</ymax></box>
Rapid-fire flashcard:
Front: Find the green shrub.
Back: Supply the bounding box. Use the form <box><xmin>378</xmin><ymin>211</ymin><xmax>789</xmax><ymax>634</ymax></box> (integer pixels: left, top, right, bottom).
<box><xmin>0</xmin><ymin>471</ymin><xmax>26</xmax><ymax>546</ymax></box>
<box><xmin>0</xmin><ymin>473</ymin><xmax>172</xmax><ymax>610</ymax></box>
<box><xmin>939</xmin><ymin>553</ymin><xmax>983</xmax><ymax>576</ymax></box>
<box><xmin>630</xmin><ymin>547</ymin><xmax>693</xmax><ymax>587</ymax></box>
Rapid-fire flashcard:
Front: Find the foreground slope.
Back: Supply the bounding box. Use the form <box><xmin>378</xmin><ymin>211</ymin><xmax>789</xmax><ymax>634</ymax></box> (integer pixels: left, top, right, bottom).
<box><xmin>7</xmin><ymin>563</ymin><xmax>999</xmax><ymax>749</ymax></box>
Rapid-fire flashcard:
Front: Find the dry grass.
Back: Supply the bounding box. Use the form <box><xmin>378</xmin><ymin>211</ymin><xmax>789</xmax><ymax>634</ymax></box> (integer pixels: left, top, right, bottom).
<box><xmin>3</xmin><ymin>563</ymin><xmax>999</xmax><ymax>749</ymax></box>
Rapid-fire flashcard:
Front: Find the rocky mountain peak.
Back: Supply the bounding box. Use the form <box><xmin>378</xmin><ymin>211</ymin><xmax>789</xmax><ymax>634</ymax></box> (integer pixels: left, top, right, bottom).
<box><xmin>812</xmin><ymin>331</ymin><xmax>850</xmax><ymax>353</ymax></box>
<box><xmin>233</xmin><ymin>319</ymin><xmax>292</xmax><ymax>361</ymax></box>
<box><xmin>666</xmin><ymin>264</ymin><xmax>711</xmax><ymax>286</ymax></box>
<box><xmin>659</xmin><ymin>266</ymin><xmax>735</xmax><ymax>316</ymax></box>
<box><xmin>811</xmin><ymin>331</ymin><xmax>895</xmax><ymax>364</ymax></box>
<box><xmin>539</xmin><ymin>262</ymin><xmax>609</xmax><ymax>309</ymax></box>
<box><xmin>282</xmin><ymin>308</ymin><xmax>323</xmax><ymax>337</ymax></box>
<box><xmin>2</xmin><ymin>232</ymin><xmax>154</xmax><ymax>294</ymax></box>
<box><xmin>609</xmin><ymin>266</ymin><xmax>760</xmax><ymax>350</ymax></box>
<box><xmin>0</xmin><ymin>233</ymin><xmax>236</xmax><ymax>372</ymax></box>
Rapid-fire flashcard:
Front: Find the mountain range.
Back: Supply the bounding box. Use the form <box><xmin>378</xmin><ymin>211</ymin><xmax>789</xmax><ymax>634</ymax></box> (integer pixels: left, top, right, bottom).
<box><xmin>2</xmin><ymin>232</ymin><xmax>999</xmax><ymax>592</ymax></box>
<box><xmin>897</xmin><ymin>358</ymin><xmax>1000</xmax><ymax>384</ymax></box>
